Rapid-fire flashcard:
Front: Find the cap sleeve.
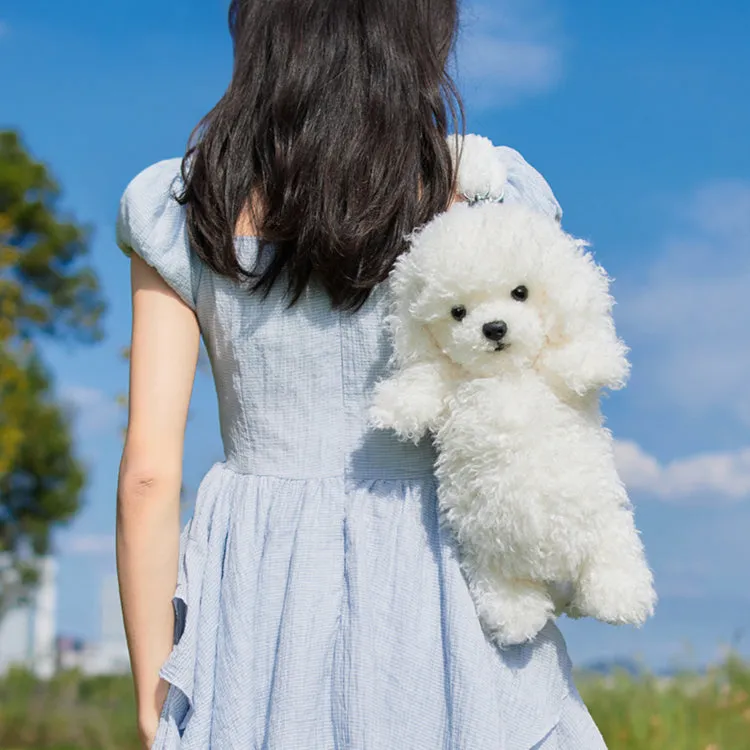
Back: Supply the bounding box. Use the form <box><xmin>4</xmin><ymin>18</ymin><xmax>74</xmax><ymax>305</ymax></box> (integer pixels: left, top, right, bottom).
<box><xmin>495</xmin><ymin>146</ymin><xmax>563</xmax><ymax>223</ymax></box>
<box><xmin>116</xmin><ymin>158</ymin><xmax>203</xmax><ymax>310</ymax></box>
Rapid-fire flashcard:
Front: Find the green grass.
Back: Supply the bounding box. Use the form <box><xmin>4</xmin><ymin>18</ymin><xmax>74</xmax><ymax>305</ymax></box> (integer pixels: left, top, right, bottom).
<box><xmin>578</xmin><ymin>654</ymin><xmax>750</xmax><ymax>750</ymax></box>
<box><xmin>0</xmin><ymin>667</ymin><xmax>140</xmax><ymax>750</ymax></box>
<box><xmin>1</xmin><ymin>656</ymin><xmax>749</xmax><ymax>749</ymax></box>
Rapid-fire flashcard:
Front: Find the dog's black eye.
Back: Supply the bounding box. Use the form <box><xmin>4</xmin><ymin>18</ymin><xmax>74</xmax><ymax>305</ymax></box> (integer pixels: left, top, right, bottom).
<box><xmin>511</xmin><ymin>285</ymin><xmax>528</xmax><ymax>302</ymax></box>
<box><xmin>451</xmin><ymin>305</ymin><xmax>467</xmax><ymax>321</ymax></box>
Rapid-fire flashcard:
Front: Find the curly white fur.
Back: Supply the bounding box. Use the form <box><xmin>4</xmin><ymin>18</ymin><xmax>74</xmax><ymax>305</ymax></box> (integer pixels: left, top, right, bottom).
<box><xmin>370</xmin><ymin>196</ymin><xmax>656</xmax><ymax>647</ymax></box>
<box><xmin>447</xmin><ymin>134</ymin><xmax>508</xmax><ymax>203</ymax></box>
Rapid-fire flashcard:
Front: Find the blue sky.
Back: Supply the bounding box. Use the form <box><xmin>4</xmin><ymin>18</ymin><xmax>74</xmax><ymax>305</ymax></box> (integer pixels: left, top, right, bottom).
<box><xmin>2</xmin><ymin>0</ymin><xmax>748</xmax><ymax>670</ymax></box>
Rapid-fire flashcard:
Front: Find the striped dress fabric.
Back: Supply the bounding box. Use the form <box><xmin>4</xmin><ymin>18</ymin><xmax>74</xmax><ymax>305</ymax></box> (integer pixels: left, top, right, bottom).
<box><xmin>115</xmin><ymin>144</ymin><xmax>608</xmax><ymax>750</ymax></box>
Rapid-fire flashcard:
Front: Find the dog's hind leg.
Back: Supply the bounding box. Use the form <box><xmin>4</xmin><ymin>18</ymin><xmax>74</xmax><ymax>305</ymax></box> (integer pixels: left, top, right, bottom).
<box><xmin>570</xmin><ymin>507</ymin><xmax>656</xmax><ymax>626</ymax></box>
<box><xmin>465</xmin><ymin>562</ymin><xmax>556</xmax><ymax>647</ymax></box>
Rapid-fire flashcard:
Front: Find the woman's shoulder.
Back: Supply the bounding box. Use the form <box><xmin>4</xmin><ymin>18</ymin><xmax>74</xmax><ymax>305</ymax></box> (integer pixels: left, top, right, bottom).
<box><xmin>495</xmin><ymin>144</ymin><xmax>563</xmax><ymax>222</ymax></box>
<box><xmin>115</xmin><ymin>157</ymin><xmax>202</xmax><ymax>310</ymax></box>
<box><xmin>453</xmin><ymin>133</ymin><xmax>563</xmax><ymax>222</ymax></box>
<box><xmin>116</xmin><ymin>158</ymin><xmax>184</xmax><ymax>247</ymax></box>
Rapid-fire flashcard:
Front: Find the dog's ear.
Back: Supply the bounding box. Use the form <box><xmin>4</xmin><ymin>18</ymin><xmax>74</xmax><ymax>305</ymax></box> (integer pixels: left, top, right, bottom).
<box><xmin>537</xmin><ymin>239</ymin><xmax>630</xmax><ymax>396</ymax></box>
<box><xmin>386</xmin><ymin>253</ymin><xmax>443</xmax><ymax>368</ymax></box>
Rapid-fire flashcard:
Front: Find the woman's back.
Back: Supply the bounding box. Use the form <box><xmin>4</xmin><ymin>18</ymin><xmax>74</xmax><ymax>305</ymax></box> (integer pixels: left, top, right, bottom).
<box><xmin>119</xmin><ymin>158</ymin><xmax>436</xmax><ymax>482</ymax></box>
<box><xmin>203</xmin><ymin>236</ymin><xmax>436</xmax><ymax>482</ymax></box>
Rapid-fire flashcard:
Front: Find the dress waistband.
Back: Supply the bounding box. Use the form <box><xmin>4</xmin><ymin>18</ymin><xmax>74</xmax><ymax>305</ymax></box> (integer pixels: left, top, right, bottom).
<box><xmin>223</xmin><ymin>429</ymin><xmax>438</xmax><ymax>482</ymax></box>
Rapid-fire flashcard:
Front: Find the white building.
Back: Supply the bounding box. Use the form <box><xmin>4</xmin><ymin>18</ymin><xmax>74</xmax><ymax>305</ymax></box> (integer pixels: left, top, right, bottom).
<box><xmin>79</xmin><ymin>573</ymin><xmax>131</xmax><ymax>675</ymax></box>
<box><xmin>0</xmin><ymin>555</ymin><xmax>57</xmax><ymax>678</ymax></box>
<box><xmin>0</xmin><ymin>560</ymin><xmax>131</xmax><ymax>677</ymax></box>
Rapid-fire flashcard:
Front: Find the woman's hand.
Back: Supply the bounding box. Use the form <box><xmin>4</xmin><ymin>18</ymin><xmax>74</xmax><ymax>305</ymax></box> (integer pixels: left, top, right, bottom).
<box><xmin>138</xmin><ymin>676</ymin><xmax>170</xmax><ymax>749</ymax></box>
<box><xmin>138</xmin><ymin>718</ymin><xmax>158</xmax><ymax>750</ymax></box>
<box><xmin>449</xmin><ymin>190</ymin><xmax>467</xmax><ymax>208</ymax></box>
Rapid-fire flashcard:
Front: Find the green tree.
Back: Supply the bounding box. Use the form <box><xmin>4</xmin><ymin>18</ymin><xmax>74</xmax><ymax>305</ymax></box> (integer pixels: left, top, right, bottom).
<box><xmin>0</xmin><ymin>345</ymin><xmax>28</xmax><ymax>477</ymax></box>
<box><xmin>0</xmin><ymin>354</ymin><xmax>86</xmax><ymax>619</ymax></box>
<box><xmin>0</xmin><ymin>129</ymin><xmax>105</xmax><ymax>616</ymax></box>
<box><xmin>0</xmin><ymin>131</ymin><xmax>104</xmax><ymax>344</ymax></box>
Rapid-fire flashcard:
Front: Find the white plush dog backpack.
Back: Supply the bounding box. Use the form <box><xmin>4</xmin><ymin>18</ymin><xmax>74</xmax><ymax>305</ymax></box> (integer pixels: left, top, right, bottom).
<box><xmin>370</xmin><ymin>135</ymin><xmax>656</xmax><ymax>647</ymax></box>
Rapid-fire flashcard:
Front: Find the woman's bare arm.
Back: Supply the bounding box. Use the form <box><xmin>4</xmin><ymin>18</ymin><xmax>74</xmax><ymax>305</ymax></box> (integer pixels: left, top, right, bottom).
<box><xmin>117</xmin><ymin>254</ymin><xmax>200</xmax><ymax>748</ymax></box>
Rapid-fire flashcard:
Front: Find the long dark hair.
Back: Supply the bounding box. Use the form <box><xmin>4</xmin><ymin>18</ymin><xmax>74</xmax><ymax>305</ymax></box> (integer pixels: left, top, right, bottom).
<box><xmin>179</xmin><ymin>0</ymin><xmax>465</xmax><ymax>311</ymax></box>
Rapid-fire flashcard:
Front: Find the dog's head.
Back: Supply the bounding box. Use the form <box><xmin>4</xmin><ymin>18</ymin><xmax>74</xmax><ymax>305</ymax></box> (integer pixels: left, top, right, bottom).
<box><xmin>388</xmin><ymin>201</ymin><xmax>629</xmax><ymax>392</ymax></box>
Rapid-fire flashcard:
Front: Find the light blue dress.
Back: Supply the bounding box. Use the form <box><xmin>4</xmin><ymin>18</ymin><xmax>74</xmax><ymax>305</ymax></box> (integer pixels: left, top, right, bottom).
<box><xmin>116</xmin><ymin>145</ymin><xmax>607</xmax><ymax>750</ymax></box>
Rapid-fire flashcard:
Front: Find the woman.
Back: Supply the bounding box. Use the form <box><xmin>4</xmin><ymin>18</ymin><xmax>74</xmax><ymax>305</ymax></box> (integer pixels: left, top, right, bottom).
<box><xmin>116</xmin><ymin>1</ymin><xmax>607</xmax><ymax>748</ymax></box>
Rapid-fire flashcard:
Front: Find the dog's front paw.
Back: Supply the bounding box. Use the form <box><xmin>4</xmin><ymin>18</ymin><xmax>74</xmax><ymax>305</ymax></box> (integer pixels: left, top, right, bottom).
<box><xmin>573</xmin><ymin>563</ymin><xmax>656</xmax><ymax>626</ymax></box>
<box><xmin>369</xmin><ymin>375</ymin><xmax>444</xmax><ymax>442</ymax></box>
<box><xmin>368</xmin><ymin>380</ymin><xmax>406</xmax><ymax>431</ymax></box>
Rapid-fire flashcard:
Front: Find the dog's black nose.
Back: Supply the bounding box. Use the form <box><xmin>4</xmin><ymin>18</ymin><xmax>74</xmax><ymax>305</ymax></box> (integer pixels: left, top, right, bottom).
<box><xmin>482</xmin><ymin>320</ymin><xmax>507</xmax><ymax>341</ymax></box>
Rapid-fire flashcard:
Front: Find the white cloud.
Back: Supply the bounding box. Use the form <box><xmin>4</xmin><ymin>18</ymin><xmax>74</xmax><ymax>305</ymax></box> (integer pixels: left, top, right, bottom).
<box><xmin>615</xmin><ymin>439</ymin><xmax>750</xmax><ymax>504</ymax></box>
<box><xmin>455</xmin><ymin>0</ymin><xmax>564</xmax><ymax>107</ymax></box>
<box><xmin>619</xmin><ymin>181</ymin><xmax>750</xmax><ymax>426</ymax></box>
<box><xmin>61</xmin><ymin>533</ymin><xmax>115</xmax><ymax>556</ymax></box>
<box><xmin>60</xmin><ymin>385</ymin><xmax>121</xmax><ymax>436</ymax></box>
